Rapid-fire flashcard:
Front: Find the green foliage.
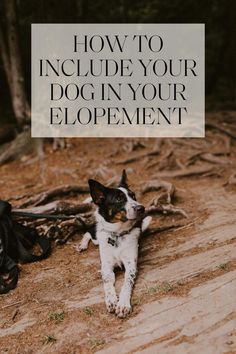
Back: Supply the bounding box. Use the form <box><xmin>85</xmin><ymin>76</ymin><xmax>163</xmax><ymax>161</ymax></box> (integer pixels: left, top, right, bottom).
<box><xmin>83</xmin><ymin>306</ymin><xmax>94</xmax><ymax>316</ymax></box>
<box><xmin>88</xmin><ymin>338</ymin><xmax>105</xmax><ymax>350</ymax></box>
<box><xmin>49</xmin><ymin>311</ymin><xmax>65</xmax><ymax>323</ymax></box>
<box><xmin>147</xmin><ymin>281</ymin><xmax>174</xmax><ymax>295</ymax></box>
<box><xmin>42</xmin><ymin>334</ymin><xmax>57</xmax><ymax>345</ymax></box>
<box><xmin>217</xmin><ymin>263</ymin><xmax>227</xmax><ymax>270</ymax></box>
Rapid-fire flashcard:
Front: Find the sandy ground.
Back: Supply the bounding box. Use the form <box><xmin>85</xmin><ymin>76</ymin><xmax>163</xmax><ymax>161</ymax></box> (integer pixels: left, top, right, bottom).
<box><xmin>0</xmin><ymin>114</ymin><xmax>236</xmax><ymax>353</ymax></box>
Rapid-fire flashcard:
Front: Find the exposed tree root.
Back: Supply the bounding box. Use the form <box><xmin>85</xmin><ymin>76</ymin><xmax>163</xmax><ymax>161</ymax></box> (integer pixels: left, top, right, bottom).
<box><xmin>117</xmin><ymin>147</ymin><xmax>161</xmax><ymax>165</ymax></box>
<box><xmin>144</xmin><ymin>223</ymin><xmax>185</xmax><ymax>236</ymax></box>
<box><xmin>122</xmin><ymin>139</ymin><xmax>146</xmax><ymax>153</ymax></box>
<box><xmin>199</xmin><ymin>153</ymin><xmax>230</xmax><ymax>165</ymax></box>
<box><xmin>220</xmin><ymin>135</ymin><xmax>231</xmax><ymax>154</ymax></box>
<box><xmin>13</xmin><ymin>200</ymin><xmax>92</xmax><ymax>216</ymax></box>
<box><xmin>11</xmin><ymin>177</ymin><xmax>187</xmax><ymax>244</ymax></box>
<box><xmin>153</xmin><ymin>166</ymin><xmax>214</xmax><ymax>178</ymax></box>
<box><xmin>146</xmin><ymin>202</ymin><xmax>188</xmax><ymax>218</ymax></box>
<box><xmin>0</xmin><ymin>129</ymin><xmax>33</xmax><ymax>165</ymax></box>
<box><xmin>224</xmin><ymin>172</ymin><xmax>236</xmax><ymax>186</ymax></box>
<box><xmin>19</xmin><ymin>184</ymin><xmax>89</xmax><ymax>208</ymax></box>
<box><xmin>206</xmin><ymin>122</ymin><xmax>236</xmax><ymax>139</ymax></box>
<box><xmin>49</xmin><ymin>167</ymin><xmax>78</xmax><ymax>179</ymax></box>
<box><xmin>52</xmin><ymin>138</ymin><xmax>66</xmax><ymax>151</ymax></box>
<box><xmin>38</xmin><ymin>213</ymin><xmax>95</xmax><ymax>245</ymax></box>
<box><xmin>187</xmin><ymin>152</ymin><xmax>231</xmax><ymax>166</ymax></box>
<box><xmin>109</xmin><ymin>139</ymin><xmax>147</xmax><ymax>157</ymax></box>
<box><xmin>172</xmin><ymin>139</ymin><xmax>204</xmax><ymax>150</ymax></box>
<box><xmin>141</xmin><ymin>180</ymin><xmax>187</xmax><ymax>218</ymax></box>
<box><xmin>13</xmin><ymin>200</ymin><xmax>95</xmax><ymax>244</ymax></box>
<box><xmin>141</xmin><ymin>180</ymin><xmax>175</xmax><ymax>204</ymax></box>
<box><xmin>91</xmin><ymin>165</ymin><xmax>112</xmax><ymax>180</ymax></box>
<box><xmin>146</xmin><ymin>149</ymin><xmax>173</xmax><ymax>170</ymax></box>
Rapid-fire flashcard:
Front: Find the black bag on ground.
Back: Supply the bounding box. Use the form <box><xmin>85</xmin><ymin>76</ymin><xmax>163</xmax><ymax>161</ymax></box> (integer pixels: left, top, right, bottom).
<box><xmin>0</xmin><ymin>200</ymin><xmax>51</xmax><ymax>294</ymax></box>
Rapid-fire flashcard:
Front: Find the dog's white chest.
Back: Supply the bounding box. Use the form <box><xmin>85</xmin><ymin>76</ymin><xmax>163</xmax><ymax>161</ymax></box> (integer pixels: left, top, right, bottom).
<box><xmin>97</xmin><ymin>227</ymin><xmax>140</xmax><ymax>267</ymax></box>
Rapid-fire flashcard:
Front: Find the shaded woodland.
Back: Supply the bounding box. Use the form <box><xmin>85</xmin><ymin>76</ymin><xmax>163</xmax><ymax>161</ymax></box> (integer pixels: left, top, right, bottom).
<box><xmin>0</xmin><ymin>2</ymin><xmax>236</xmax><ymax>352</ymax></box>
<box><xmin>0</xmin><ymin>0</ymin><xmax>236</xmax><ymax>128</ymax></box>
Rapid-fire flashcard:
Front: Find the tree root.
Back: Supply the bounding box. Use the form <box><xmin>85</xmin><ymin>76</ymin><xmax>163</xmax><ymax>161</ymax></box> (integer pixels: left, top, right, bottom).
<box><xmin>146</xmin><ymin>202</ymin><xmax>188</xmax><ymax>218</ymax></box>
<box><xmin>199</xmin><ymin>153</ymin><xmax>230</xmax><ymax>165</ymax></box>
<box><xmin>224</xmin><ymin>172</ymin><xmax>236</xmax><ymax>186</ymax></box>
<box><xmin>19</xmin><ymin>184</ymin><xmax>89</xmax><ymax>208</ymax></box>
<box><xmin>146</xmin><ymin>149</ymin><xmax>173</xmax><ymax>170</ymax></box>
<box><xmin>49</xmin><ymin>167</ymin><xmax>78</xmax><ymax>179</ymax></box>
<box><xmin>141</xmin><ymin>180</ymin><xmax>175</xmax><ymax>204</ymax></box>
<box><xmin>11</xmin><ymin>174</ymin><xmax>187</xmax><ymax>245</ymax></box>
<box><xmin>122</xmin><ymin>139</ymin><xmax>146</xmax><ymax>153</ymax></box>
<box><xmin>153</xmin><ymin>166</ymin><xmax>214</xmax><ymax>178</ymax></box>
<box><xmin>144</xmin><ymin>223</ymin><xmax>185</xmax><ymax>236</ymax></box>
<box><xmin>206</xmin><ymin>122</ymin><xmax>236</xmax><ymax>139</ymax></box>
<box><xmin>116</xmin><ymin>147</ymin><xmax>161</xmax><ymax>165</ymax></box>
<box><xmin>91</xmin><ymin>165</ymin><xmax>112</xmax><ymax>180</ymax></box>
<box><xmin>141</xmin><ymin>180</ymin><xmax>187</xmax><ymax>218</ymax></box>
<box><xmin>13</xmin><ymin>200</ymin><xmax>92</xmax><ymax>216</ymax></box>
<box><xmin>13</xmin><ymin>201</ymin><xmax>95</xmax><ymax>244</ymax></box>
<box><xmin>187</xmin><ymin>152</ymin><xmax>231</xmax><ymax>166</ymax></box>
<box><xmin>172</xmin><ymin>139</ymin><xmax>203</xmax><ymax>150</ymax></box>
<box><xmin>0</xmin><ymin>129</ymin><xmax>33</xmax><ymax>165</ymax></box>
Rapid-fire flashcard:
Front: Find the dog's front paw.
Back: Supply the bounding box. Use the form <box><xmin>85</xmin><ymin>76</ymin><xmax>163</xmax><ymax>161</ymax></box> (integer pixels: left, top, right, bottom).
<box><xmin>74</xmin><ymin>232</ymin><xmax>91</xmax><ymax>252</ymax></box>
<box><xmin>115</xmin><ymin>300</ymin><xmax>132</xmax><ymax>318</ymax></box>
<box><xmin>105</xmin><ymin>295</ymin><xmax>118</xmax><ymax>313</ymax></box>
<box><xmin>75</xmin><ymin>242</ymin><xmax>87</xmax><ymax>252</ymax></box>
<box><xmin>141</xmin><ymin>216</ymin><xmax>152</xmax><ymax>232</ymax></box>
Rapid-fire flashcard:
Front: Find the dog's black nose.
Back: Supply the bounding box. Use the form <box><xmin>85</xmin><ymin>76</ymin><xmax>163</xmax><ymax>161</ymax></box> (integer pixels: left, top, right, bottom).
<box><xmin>135</xmin><ymin>205</ymin><xmax>145</xmax><ymax>214</ymax></box>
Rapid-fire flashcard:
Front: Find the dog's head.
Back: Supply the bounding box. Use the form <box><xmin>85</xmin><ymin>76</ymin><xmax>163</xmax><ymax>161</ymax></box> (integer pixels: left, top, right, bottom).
<box><xmin>88</xmin><ymin>170</ymin><xmax>145</xmax><ymax>223</ymax></box>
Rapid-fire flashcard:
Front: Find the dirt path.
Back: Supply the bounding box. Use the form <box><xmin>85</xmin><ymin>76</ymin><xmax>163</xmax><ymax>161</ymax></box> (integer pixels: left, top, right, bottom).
<box><xmin>0</xmin><ymin>118</ymin><xmax>236</xmax><ymax>353</ymax></box>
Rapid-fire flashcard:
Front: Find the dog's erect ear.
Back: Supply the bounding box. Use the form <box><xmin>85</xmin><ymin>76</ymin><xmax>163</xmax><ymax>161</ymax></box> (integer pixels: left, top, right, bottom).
<box><xmin>119</xmin><ymin>169</ymin><xmax>129</xmax><ymax>189</ymax></box>
<box><xmin>88</xmin><ymin>179</ymin><xmax>107</xmax><ymax>205</ymax></box>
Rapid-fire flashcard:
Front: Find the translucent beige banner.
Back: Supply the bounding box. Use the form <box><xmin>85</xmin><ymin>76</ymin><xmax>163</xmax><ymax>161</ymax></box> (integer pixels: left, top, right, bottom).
<box><xmin>31</xmin><ymin>24</ymin><xmax>204</xmax><ymax>137</ymax></box>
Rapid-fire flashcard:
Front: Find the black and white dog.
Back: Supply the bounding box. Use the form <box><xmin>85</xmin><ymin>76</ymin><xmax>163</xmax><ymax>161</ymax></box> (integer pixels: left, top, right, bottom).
<box><xmin>77</xmin><ymin>170</ymin><xmax>152</xmax><ymax>318</ymax></box>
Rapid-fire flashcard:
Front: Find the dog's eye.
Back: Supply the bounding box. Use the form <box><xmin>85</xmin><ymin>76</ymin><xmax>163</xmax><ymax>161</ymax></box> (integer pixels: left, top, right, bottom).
<box><xmin>116</xmin><ymin>195</ymin><xmax>125</xmax><ymax>203</ymax></box>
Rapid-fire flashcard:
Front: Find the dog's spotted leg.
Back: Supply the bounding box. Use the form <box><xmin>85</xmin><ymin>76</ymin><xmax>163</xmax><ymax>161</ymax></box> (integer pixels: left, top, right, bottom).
<box><xmin>116</xmin><ymin>259</ymin><xmax>137</xmax><ymax>318</ymax></box>
<box><xmin>101</xmin><ymin>264</ymin><xmax>118</xmax><ymax>313</ymax></box>
<box><xmin>75</xmin><ymin>232</ymin><xmax>91</xmax><ymax>252</ymax></box>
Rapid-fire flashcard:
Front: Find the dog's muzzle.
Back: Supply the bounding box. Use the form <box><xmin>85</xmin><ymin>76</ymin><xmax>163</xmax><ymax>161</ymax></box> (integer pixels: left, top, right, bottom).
<box><xmin>134</xmin><ymin>205</ymin><xmax>145</xmax><ymax>215</ymax></box>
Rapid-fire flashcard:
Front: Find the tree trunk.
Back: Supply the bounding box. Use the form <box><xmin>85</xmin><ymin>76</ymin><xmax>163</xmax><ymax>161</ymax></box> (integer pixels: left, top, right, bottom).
<box><xmin>0</xmin><ymin>0</ymin><xmax>30</xmax><ymax>125</ymax></box>
<box><xmin>0</xmin><ymin>27</ymin><xmax>12</xmax><ymax>89</ymax></box>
